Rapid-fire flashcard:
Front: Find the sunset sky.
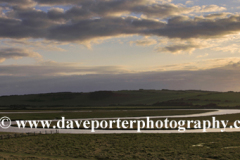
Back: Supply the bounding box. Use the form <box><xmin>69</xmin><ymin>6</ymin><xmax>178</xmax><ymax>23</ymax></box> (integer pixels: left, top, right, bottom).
<box><xmin>1</xmin><ymin>0</ymin><xmax>240</xmax><ymax>95</ymax></box>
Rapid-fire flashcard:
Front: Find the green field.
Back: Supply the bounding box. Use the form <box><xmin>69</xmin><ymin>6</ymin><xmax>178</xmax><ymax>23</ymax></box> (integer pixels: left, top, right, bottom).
<box><xmin>1</xmin><ymin>90</ymin><xmax>240</xmax><ymax>160</ymax></box>
<box><xmin>0</xmin><ymin>110</ymin><xmax>213</xmax><ymax>120</ymax></box>
<box><xmin>0</xmin><ymin>133</ymin><xmax>240</xmax><ymax>159</ymax></box>
<box><xmin>1</xmin><ymin>90</ymin><xmax>240</xmax><ymax>109</ymax></box>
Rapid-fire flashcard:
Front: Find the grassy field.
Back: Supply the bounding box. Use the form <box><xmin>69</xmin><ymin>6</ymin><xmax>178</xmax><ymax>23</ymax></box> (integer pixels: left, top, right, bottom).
<box><xmin>0</xmin><ymin>109</ymin><xmax>213</xmax><ymax>120</ymax></box>
<box><xmin>1</xmin><ymin>90</ymin><xmax>240</xmax><ymax>160</ymax></box>
<box><xmin>0</xmin><ymin>106</ymin><xmax>200</xmax><ymax>111</ymax></box>
<box><xmin>0</xmin><ymin>90</ymin><xmax>209</xmax><ymax>106</ymax></box>
<box><xmin>0</xmin><ymin>133</ymin><xmax>240</xmax><ymax>159</ymax></box>
<box><xmin>1</xmin><ymin>90</ymin><xmax>240</xmax><ymax>109</ymax></box>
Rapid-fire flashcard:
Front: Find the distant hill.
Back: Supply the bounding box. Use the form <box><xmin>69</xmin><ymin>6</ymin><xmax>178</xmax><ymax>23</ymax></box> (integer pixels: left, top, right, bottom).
<box><xmin>0</xmin><ymin>89</ymin><xmax>240</xmax><ymax>109</ymax></box>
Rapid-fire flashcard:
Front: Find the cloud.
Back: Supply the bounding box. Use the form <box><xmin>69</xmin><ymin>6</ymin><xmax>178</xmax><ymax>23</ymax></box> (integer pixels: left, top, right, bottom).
<box><xmin>213</xmin><ymin>44</ymin><xmax>240</xmax><ymax>53</ymax></box>
<box><xmin>199</xmin><ymin>5</ymin><xmax>226</xmax><ymax>13</ymax></box>
<box><xmin>0</xmin><ymin>16</ymin><xmax>47</xmax><ymax>39</ymax></box>
<box><xmin>0</xmin><ymin>48</ymin><xmax>41</xmax><ymax>62</ymax></box>
<box><xmin>34</xmin><ymin>0</ymin><xmax>90</xmax><ymax>6</ymax></box>
<box><xmin>0</xmin><ymin>13</ymin><xmax>164</xmax><ymax>41</ymax></box>
<box><xmin>185</xmin><ymin>1</ymin><xmax>193</xmax><ymax>5</ymax></box>
<box><xmin>204</xmin><ymin>12</ymin><xmax>232</xmax><ymax>19</ymax></box>
<box><xmin>148</xmin><ymin>15</ymin><xmax>240</xmax><ymax>39</ymax></box>
<box><xmin>156</xmin><ymin>43</ymin><xmax>201</xmax><ymax>54</ymax></box>
<box><xmin>2</xmin><ymin>9</ymin><xmax>240</xmax><ymax>44</ymax></box>
<box><xmin>0</xmin><ymin>57</ymin><xmax>239</xmax><ymax>76</ymax></box>
<box><xmin>46</xmin><ymin>17</ymin><xmax>165</xmax><ymax>42</ymax></box>
<box><xmin>0</xmin><ymin>0</ymin><xmax>239</xmax><ymax>95</ymax></box>
<box><xmin>1</xmin><ymin>60</ymin><xmax>240</xmax><ymax>95</ymax></box>
<box><xmin>154</xmin><ymin>38</ymin><xmax>214</xmax><ymax>54</ymax></box>
<box><xmin>2</xmin><ymin>39</ymin><xmax>67</xmax><ymax>52</ymax></box>
<box><xmin>151</xmin><ymin>57</ymin><xmax>240</xmax><ymax>71</ymax></box>
<box><xmin>34</xmin><ymin>0</ymin><xmax>194</xmax><ymax>19</ymax></box>
<box><xmin>197</xmin><ymin>53</ymin><xmax>209</xmax><ymax>58</ymax></box>
<box><xmin>0</xmin><ymin>0</ymin><xmax>236</xmax><ymax>44</ymax></box>
<box><xmin>0</xmin><ymin>0</ymin><xmax>36</xmax><ymax>8</ymax></box>
<box><xmin>35</xmin><ymin>0</ymin><xmax>226</xmax><ymax>18</ymax></box>
<box><xmin>4</xmin><ymin>12</ymin><xmax>240</xmax><ymax>43</ymax></box>
<box><xmin>34</xmin><ymin>0</ymin><xmax>192</xmax><ymax>19</ymax></box>
<box><xmin>130</xmin><ymin>38</ymin><xmax>157</xmax><ymax>46</ymax></box>
<box><xmin>0</xmin><ymin>0</ymin><xmax>32</xmax><ymax>4</ymax></box>
<box><xmin>0</xmin><ymin>61</ymin><xmax>131</xmax><ymax>76</ymax></box>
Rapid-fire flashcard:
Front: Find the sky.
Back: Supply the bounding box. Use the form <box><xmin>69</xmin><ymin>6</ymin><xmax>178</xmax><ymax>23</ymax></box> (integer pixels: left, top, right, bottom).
<box><xmin>1</xmin><ymin>0</ymin><xmax>240</xmax><ymax>95</ymax></box>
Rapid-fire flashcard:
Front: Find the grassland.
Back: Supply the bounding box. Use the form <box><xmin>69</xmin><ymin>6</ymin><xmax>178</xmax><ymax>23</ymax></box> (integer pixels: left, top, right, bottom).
<box><xmin>1</xmin><ymin>110</ymin><xmax>213</xmax><ymax>120</ymax></box>
<box><xmin>1</xmin><ymin>90</ymin><xmax>240</xmax><ymax>109</ymax></box>
<box><xmin>1</xmin><ymin>90</ymin><xmax>240</xmax><ymax>159</ymax></box>
<box><xmin>0</xmin><ymin>133</ymin><xmax>240</xmax><ymax>159</ymax></box>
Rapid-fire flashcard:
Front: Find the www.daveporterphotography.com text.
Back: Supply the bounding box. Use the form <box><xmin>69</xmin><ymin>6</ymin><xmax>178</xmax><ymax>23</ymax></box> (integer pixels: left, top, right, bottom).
<box><xmin>12</xmin><ymin>117</ymin><xmax>240</xmax><ymax>132</ymax></box>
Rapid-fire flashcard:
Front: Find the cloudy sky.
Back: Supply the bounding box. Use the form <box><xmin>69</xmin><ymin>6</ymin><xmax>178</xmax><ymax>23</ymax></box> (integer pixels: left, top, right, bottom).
<box><xmin>1</xmin><ymin>0</ymin><xmax>240</xmax><ymax>95</ymax></box>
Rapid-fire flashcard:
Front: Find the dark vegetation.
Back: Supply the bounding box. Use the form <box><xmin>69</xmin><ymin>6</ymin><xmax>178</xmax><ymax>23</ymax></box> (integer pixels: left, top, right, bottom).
<box><xmin>0</xmin><ymin>89</ymin><xmax>240</xmax><ymax>110</ymax></box>
<box><xmin>1</xmin><ymin>133</ymin><xmax>240</xmax><ymax>159</ymax></box>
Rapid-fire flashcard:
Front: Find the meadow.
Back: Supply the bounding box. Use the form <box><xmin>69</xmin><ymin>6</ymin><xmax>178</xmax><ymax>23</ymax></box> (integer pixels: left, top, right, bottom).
<box><xmin>0</xmin><ymin>109</ymin><xmax>213</xmax><ymax>120</ymax></box>
<box><xmin>0</xmin><ymin>90</ymin><xmax>240</xmax><ymax>109</ymax></box>
<box><xmin>1</xmin><ymin>90</ymin><xmax>240</xmax><ymax>159</ymax></box>
<box><xmin>0</xmin><ymin>133</ymin><xmax>240</xmax><ymax>159</ymax></box>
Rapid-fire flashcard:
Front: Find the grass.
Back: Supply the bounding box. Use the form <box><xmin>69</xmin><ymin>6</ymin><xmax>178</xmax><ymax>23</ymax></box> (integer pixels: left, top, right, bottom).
<box><xmin>0</xmin><ymin>109</ymin><xmax>214</xmax><ymax>120</ymax></box>
<box><xmin>1</xmin><ymin>90</ymin><xmax>240</xmax><ymax>159</ymax></box>
<box><xmin>0</xmin><ymin>133</ymin><xmax>240</xmax><ymax>159</ymax></box>
<box><xmin>0</xmin><ymin>90</ymin><xmax>209</xmax><ymax>106</ymax></box>
<box><xmin>0</xmin><ymin>106</ymin><xmax>202</xmax><ymax>111</ymax></box>
<box><xmin>0</xmin><ymin>106</ymin><xmax>199</xmax><ymax>111</ymax></box>
<box><xmin>0</xmin><ymin>151</ymin><xmax>90</xmax><ymax>160</ymax></box>
<box><xmin>1</xmin><ymin>90</ymin><xmax>240</xmax><ymax>108</ymax></box>
<box><xmin>0</xmin><ymin>132</ymin><xmax>19</xmax><ymax>135</ymax></box>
